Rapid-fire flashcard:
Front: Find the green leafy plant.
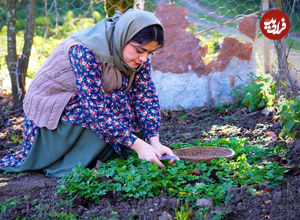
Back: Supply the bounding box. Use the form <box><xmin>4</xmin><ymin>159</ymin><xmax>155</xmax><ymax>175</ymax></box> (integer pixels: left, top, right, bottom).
<box><xmin>33</xmin><ymin>203</ymin><xmax>46</xmax><ymax>218</ymax></box>
<box><xmin>175</xmin><ymin>201</ymin><xmax>192</xmax><ymax>220</ymax></box>
<box><xmin>10</xmin><ymin>132</ymin><xmax>23</xmax><ymax>144</ymax></box>
<box><xmin>175</xmin><ymin>203</ymin><xmax>229</xmax><ymax>220</ymax></box>
<box><xmin>233</xmin><ymin>73</ymin><xmax>276</xmax><ymax>112</ymax></box>
<box><xmin>277</xmin><ymin>96</ymin><xmax>300</xmax><ymax>139</ymax></box>
<box><xmin>57</xmin><ymin>137</ymin><xmax>287</xmax><ymax>208</ymax></box>
<box><xmin>48</xmin><ymin>211</ymin><xmax>76</xmax><ymax>219</ymax></box>
<box><xmin>57</xmin><ymin>163</ymin><xmax>108</xmax><ymax>204</ymax></box>
<box><xmin>58</xmin><ymin>158</ymin><xmax>201</xmax><ymax>203</ymax></box>
<box><xmin>223</xmin><ymin>116</ymin><xmax>238</xmax><ymax>121</ymax></box>
<box><xmin>195</xmin><ymin>207</ymin><xmax>213</xmax><ymax>220</ymax></box>
<box><xmin>0</xmin><ymin>199</ymin><xmax>20</xmax><ymax>213</ymax></box>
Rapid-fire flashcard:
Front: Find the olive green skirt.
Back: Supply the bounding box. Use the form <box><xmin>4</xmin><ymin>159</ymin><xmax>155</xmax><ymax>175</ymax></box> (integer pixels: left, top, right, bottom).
<box><xmin>1</xmin><ymin>121</ymin><xmax>114</xmax><ymax>178</ymax></box>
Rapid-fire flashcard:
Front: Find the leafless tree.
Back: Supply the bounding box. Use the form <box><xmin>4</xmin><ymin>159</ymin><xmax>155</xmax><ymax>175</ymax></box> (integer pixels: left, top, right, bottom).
<box><xmin>270</xmin><ymin>0</ymin><xmax>298</xmax><ymax>98</ymax></box>
<box><xmin>6</xmin><ymin>0</ymin><xmax>35</xmax><ymax>110</ymax></box>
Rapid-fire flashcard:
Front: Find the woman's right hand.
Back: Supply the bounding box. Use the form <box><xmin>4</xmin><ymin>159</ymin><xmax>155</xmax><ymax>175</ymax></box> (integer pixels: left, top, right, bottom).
<box><xmin>131</xmin><ymin>138</ymin><xmax>165</xmax><ymax>168</ymax></box>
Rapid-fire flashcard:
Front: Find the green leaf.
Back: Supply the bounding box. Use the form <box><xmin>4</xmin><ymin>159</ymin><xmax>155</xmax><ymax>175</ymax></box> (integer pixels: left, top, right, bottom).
<box><xmin>287</xmin><ymin>131</ymin><xmax>296</xmax><ymax>138</ymax></box>
<box><xmin>0</xmin><ymin>204</ymin><xmax>6</xmax><ymax>213</ymax></box>
<box><xmin>248</xmin><ymin>187</ymin><xmax>256</xmax><ymax>194</ymax></box>
<box><xmin>285</xmin><ymin>119</ymin><xmax>295</xmax><ymax>132</ymax></box>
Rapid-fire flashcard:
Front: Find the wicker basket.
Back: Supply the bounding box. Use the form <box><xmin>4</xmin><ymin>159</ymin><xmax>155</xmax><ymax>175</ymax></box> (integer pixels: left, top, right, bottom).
<box><xmin>173</xmin><ymin>146</ymin><xmax>235</xmax><ymax>162</ymax></box>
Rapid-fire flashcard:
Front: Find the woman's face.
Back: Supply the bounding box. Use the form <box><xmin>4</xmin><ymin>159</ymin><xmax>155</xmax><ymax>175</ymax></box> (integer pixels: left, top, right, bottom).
<box><xmin>122</xmin><ymin>40</ymin><xmax>159</xmax><ymax>69</ymax></box>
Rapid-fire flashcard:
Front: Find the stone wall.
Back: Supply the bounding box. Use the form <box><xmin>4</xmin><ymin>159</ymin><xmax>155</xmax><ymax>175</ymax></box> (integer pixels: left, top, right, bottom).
<box><xmin>151</xmin><ymin>3</ymin><xmax>258</xmax><ymax>109</ymax></box>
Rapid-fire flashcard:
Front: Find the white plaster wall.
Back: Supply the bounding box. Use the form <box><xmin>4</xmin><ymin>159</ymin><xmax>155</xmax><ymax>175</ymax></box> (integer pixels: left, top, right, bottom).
<box><xmin>288</xmin><ymin>49</ymin><xmax>300</xmax><ymax>89</ymax></box>
<box><xmin>152</xmin><ymin>70</ymin><xmax>209</xmax><ymax>110</ymax></box>
<box><xmin>210</xmin><ymin>56</ymin><xmax>256</xmax><ymax>105</ymax></box>
<box><xmin>152</xmin><ymin>55</ymin><xmax>256</xmax><ymax>110</ymax></box>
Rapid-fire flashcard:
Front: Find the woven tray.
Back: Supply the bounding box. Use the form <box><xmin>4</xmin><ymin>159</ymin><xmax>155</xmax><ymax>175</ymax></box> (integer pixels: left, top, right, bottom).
<box><xmin>173</xmin><ymin>146</ymin><xmax>235</xmax><ymax>162</ymax></box>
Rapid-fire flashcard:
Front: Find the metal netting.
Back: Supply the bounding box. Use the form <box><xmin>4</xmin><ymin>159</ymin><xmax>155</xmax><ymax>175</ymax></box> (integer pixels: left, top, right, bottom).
<box><xmin>0</xmin><ymin>0</ymin><xmax>299</xmax><ymax>92</ymax></box>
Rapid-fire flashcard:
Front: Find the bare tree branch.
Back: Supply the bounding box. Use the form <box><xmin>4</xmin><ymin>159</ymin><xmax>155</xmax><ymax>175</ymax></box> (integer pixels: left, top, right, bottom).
<box><xmin>74</xmin><ymin>0</ymin><xmax>94</xmax><ymax>22</ymax></box>
<box><xmin>289</xmin><ymin>0</ymin><xmax>296</xmax><ymax>19</ymax></box>
<box><xmin>37</xmin><ymin>0</ymin><xmax>49</xmax><ymax>61</ymax></box>
<box><xmin>54</xmin><ymin>0</ymin><xmax>59</xmax><ymax>32</ymax></box>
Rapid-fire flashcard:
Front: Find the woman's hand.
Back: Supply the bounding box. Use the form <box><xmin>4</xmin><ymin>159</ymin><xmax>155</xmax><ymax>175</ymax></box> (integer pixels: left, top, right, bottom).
<box><xmin>131</xmin><ymin>138</ymin><xmax>165</xmax><ymax>168</ymax></box>
<box><xmin>149</xmin><ymin>136</ymin><xmax>180</xmax><ymax>165</ymax></box>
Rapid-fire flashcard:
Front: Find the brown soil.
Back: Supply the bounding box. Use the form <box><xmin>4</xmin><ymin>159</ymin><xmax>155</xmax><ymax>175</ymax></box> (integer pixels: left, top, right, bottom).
<box><xmin>0</xmin><ymin>94</ymin><xmax>299</xmax><ymax>219</ymax></box>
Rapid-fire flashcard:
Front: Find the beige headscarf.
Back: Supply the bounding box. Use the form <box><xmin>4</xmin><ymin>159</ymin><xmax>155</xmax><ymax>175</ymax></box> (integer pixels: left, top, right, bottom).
<box><xmin>71</xmin><ymin>9</ymin><xmax>163</xmax><ymax>74</ymax></box>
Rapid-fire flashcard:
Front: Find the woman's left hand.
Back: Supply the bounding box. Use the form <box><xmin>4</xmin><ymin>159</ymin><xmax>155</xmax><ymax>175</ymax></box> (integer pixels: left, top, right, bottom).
<box><xmin>149</xmin><ymin>136</ymin><xmax>180</xmax><ymax>165</ymax></box>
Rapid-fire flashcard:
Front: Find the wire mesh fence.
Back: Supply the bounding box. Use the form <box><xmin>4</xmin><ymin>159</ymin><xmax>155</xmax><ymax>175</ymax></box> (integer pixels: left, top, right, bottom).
<box><xmin>0</xmin><ymin>0</ymin><xmax>299</xmax><ymax>94</ymax></box>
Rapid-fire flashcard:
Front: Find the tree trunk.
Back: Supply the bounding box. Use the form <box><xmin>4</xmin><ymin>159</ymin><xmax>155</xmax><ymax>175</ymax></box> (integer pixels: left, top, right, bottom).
<box><xmin>274</xmin><ymin>39</ymin><xmax>297</xmax><ymax>96</ymax></box>
<box><xmin>270</xmin><ymin>0</ymin><xmax>298</xmax><ymax>97</ymax></box>
<box><xmin>5</xmin><ymin>0</ymin><xmax>36</xmax><ymax>110</ymax></box>
<box><xmin>18</xmin><ymin>0</ymin><xmax>36</xmax><ymax>93</ymax></box>
<box><xmin>6</xmin><ymin>0</ymin><xmax>19</xmax><ymax>109</ymax></box>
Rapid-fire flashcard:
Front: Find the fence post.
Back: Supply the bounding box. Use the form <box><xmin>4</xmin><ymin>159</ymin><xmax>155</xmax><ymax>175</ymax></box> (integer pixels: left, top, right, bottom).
<box><xmin>262</xmin><ymin>0</ymin><xmax>270</xmax><ymax>74</ymax></box>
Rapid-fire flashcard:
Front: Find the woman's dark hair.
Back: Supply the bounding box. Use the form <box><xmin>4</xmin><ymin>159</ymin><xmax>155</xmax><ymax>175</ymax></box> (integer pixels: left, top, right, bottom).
<box><xmin>131</xmin><ymin>24</ymin><xmax>164</xmax><ymax>47</ymax></box>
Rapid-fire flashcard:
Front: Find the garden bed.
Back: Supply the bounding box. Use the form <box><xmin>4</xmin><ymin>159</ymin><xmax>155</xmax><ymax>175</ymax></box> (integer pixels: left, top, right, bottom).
<box><xmin>0</xmin><ymin>93</ymin><xmax>299</xmax><ymax>219</ymax></box>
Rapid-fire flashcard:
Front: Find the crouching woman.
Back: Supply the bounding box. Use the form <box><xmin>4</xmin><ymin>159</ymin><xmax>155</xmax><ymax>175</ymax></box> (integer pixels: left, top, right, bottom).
<box><xmin>0</xmin><ymin>9</ymin><xmax>179</xmax><ymax>177</ymax></box>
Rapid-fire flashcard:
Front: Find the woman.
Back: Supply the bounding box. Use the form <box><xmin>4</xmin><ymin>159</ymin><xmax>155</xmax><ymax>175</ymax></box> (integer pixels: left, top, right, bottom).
<box><xmin>0</xmin><ymin>9</ymin><xmax>179</xmax><ymax>177</ymax></box>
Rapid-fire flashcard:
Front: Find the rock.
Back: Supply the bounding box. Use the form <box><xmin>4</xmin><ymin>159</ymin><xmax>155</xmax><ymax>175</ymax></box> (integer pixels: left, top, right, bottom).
<box><xmin>158</xmin><ymin>211</ymin><xmax>172</xmax><ymax>220</ymax></box>
<box><xmin>196</xmin><ymin>198</ymin><xmax>214</xmax><ymax>208</ymax></box>
<box><xmin>160</xmin><ymin>197</ymin><xmax>167</xmax><ymax>207</ymax></box>
<box><xmin>167</xmin><ymin>198</ymin><xmax>177</xmax><ymax>209</ymax></box>
<box><xmin>270</xmin><ymin>121</ymin><xmax>281</xmax><ymax>129</ymax></box>
<box><xmin>261</xmin><ymin>107</ymin><xmax>274</xmax><ymax>116</ymax></box>
<box><xmin>273</xmin><ymin>191</ymin><xmax>282</xmax><ymax>204</ymax></box>
<box><xmin>130</xmin><ymin>209</ymin><xmax>138</xmax><ymax>218</ymax></box>
<box><xmin>291</xmin><ymin>139</ymin><xmax>300</xmax><ymax>153</ymax></box>
<box><xmin>236</xmin><ymin>202</ymin><xmax>244</xmax><ymax>211</ymax></box>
